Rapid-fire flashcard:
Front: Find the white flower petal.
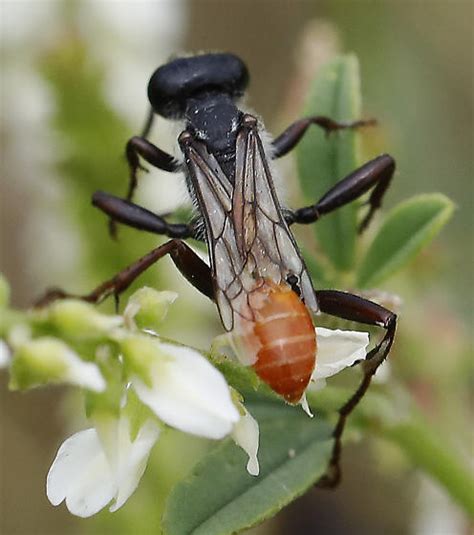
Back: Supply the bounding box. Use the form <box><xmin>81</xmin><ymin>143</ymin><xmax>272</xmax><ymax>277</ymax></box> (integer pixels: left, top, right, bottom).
<box><xmin>65</xmin><ymin>352</ymin><xmax>106</xmax><ymax>392</ymax></box>
<box><xmin>65</xmin><ymin>459</ymin><xmax>115</xmax><ymax>518</ymax></box>
<box><xmin>310</xmin><ymin>378</ymin><xmax>327</xmax><ymax>391</ymax></box>
<box><xmin>312</xmin><ymin>327</ymin><xmax>369</xmax><ymax>381</ymax></box>
<box><xmin>232</xmin><ymin>409</ymin><xmax>260</xmax><ymax>476</ymax></box>
<box><xmin>132</xmin><ymin>343</ymin><xmax>239</xmax><ymax>439</ymax></box>
<box><xmin>47</xmin><ymin>429</ymin><xmax>115</xmax><ymax>517</ymax></box>
<box><xmin>0</xmin><ymin>340</ymin><xmax>11</xmax><ymax>368</ymax></box>
<box><xmin>111</xmin><ymin>419</ymin><xmax>160</xmax><ymax>512</ymax></box>
<box><xmin>47</xmin><ymin>417</ymin><xmax>160</xmax><ymax>517</ymax></box>
<box><xmin>300</xmin><ymin>393</ymin><xmax>314</xmax><ymax>418</ymax></box>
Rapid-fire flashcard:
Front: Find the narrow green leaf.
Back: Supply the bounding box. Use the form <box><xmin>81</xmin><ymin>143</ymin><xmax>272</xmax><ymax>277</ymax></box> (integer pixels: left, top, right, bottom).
<box><xmin>357</xmin><ymin>194</ymin><xmax>454</xmax><ymax>287</ymax></box>
<box><xmin>379</xmin><ymin>420</ymin><xmax>474</xmax><ymax>516</ymax></box>
<box><xmin>162</xmin><ymin>402</ymin><xmax>333</xmax><ymax>535</ymax></box>
<box><xmin>296</xmin><ymin>55</ymin><xmax>362</xmax><ymax>271</ymax></box>
<box><xmin>300</xmin><ymin>246</ymin><xmax>332</xmax><ymax>287</ymax></box>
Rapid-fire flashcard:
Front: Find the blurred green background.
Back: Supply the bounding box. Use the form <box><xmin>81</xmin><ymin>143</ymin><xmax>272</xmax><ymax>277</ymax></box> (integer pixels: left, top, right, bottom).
<box><xmin>1</xmin><ymin>1</ymin><xmax>472</xmax><ymax>534</ymax></box>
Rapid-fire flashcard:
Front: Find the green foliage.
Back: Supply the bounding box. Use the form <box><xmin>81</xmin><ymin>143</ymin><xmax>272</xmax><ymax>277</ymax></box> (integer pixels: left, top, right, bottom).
<box><xmin>40</xmin><ymin>41</ymin><xmax>161</xmax><ymax>290</ymax></box>
<box><xmin>357</xmin><ymin>194</ymin><xmax>455</xmax><ymax>287</ymax></box>
<box><xmin>297</xmin><ymin>55</ymin><xmax>361</xmax><ymax>271</ymax></box>
<box><xmin>379</xmin><ymin>419</ymin><xmax>474</xmax><ymax>516</ymax></box>
<box><xmin>163</xmin><ymin>403</ymin><xmax>333</xmax><ymax>535</ymax></box>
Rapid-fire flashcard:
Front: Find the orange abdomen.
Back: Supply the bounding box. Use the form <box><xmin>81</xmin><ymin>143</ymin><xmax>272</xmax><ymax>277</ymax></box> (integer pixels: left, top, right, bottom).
<box><xmin>239</xmin><ymin>282</ymin><xmax>316</xmax><ymax>403</ymax></box>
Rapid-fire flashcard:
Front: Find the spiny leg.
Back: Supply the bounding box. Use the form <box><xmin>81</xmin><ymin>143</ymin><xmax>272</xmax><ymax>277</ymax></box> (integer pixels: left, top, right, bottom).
<box><xmin>124</xmin><ymin>136</ymin><xmax>181</xmax><ymax>200</ymax></box>
<box><xmin>272</xmin><ymin>115</ymin><xmax>376</xmax><ymax>159</ymax></box>
<box><xmin>314</xmin><ymin>290</ymin><xmax>397</xmax><ymax>487</ymax></box>
<box><xmin>286</xmin><ymin>154</ymin><xmax>395</xmax><ymax>233</ymax></box>
<box><xmin>110</xmin><ymin>108</ymin><xmax>181</xmax><ymax>238</ymax></box>
<box><xmin>93</xmin><ymin>191</ymin><xmax>196</xmax><ymax>240</ymax></box>
<box><xmin>35</xmin><ymin>240</ymin><xmax>214</xmax><ymax>308</ymax></box>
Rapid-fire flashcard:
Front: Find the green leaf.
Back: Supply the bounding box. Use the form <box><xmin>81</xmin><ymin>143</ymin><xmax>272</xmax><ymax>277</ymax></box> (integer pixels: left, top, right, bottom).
<box><xmin>300</xmin><ymin>246</ymin><xmax>332</xmax><ymax>287</ymax></box>
<box><xmin>296</xmin><ymin>55</ymin><xmax>362</xmax><ymax>271</ymax></box>
<box><xmin>357</xmin><ymin>194</ymin><xmax>454</xmax><ymax>287</ymax></box>
<box><xmin>162</xmin><ymin>402</ymin><xmax>333</xmax><ymax>535</ymax></box>
<box><xmin>378</xmin><ymin>420</ymin><xmax>474</xmax><ymax>516</ymax></box>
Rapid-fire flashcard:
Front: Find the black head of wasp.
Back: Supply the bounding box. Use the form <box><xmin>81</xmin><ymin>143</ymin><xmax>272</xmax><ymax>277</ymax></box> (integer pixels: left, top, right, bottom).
<box><xmin>38</xmin><ymin>52</ymin><xmax>397</xmax><ymax>484</ymax></box>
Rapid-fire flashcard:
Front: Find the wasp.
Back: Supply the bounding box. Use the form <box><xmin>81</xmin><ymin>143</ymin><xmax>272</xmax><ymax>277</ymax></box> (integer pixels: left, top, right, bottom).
<box><xmin>39</xmin><ymin>53</ymin><xmax>396</xmax><ymax>443</ymax></box>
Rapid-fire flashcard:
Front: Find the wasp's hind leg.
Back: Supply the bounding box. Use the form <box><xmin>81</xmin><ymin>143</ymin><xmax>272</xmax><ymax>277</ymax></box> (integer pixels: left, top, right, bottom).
<box><xmin>314</xmin><ymin>290</ymin><xmax>396</xmax><ymax>487</ymax></box>
<box><xmin>286</xmin><ymin>154</ymin><xmax>395</xmax><ymax>233</ymax></box>
<box><xmin>35</xmin><ymin>239</ymin><xmax>214</xmax><ymax>309</ymax></box>
<box><xmin>271</xmin><ymin>115</ymin><xmax>376</xmax><ymax>159</ymax></box>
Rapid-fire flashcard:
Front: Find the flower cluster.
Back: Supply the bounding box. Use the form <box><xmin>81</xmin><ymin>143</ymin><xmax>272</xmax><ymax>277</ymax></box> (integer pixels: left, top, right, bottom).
<box><xmin>0</xmin><ymin>280</ymin><xmax>370</xmax><ymax>518</ymax></box>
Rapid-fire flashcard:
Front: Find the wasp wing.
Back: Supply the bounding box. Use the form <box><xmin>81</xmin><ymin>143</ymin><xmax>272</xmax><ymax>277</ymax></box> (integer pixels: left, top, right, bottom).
<box><xmin>183</xmin><ymin>118</ymin><xmax>318</xmax><ymax>332</ymax></box>
<box><xmin>232</xmin><ymin>119</ymin><xmax>318</xmax><ymax>314</ymax></box>
<box><xmin>184</xmin><ymin>139</ymin><xmax>244</xmax><ymax>331</ymax></box>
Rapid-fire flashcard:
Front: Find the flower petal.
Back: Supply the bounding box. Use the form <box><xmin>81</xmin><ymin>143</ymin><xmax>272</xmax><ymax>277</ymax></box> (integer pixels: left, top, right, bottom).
<box><xmin>300</xmin><ymin>393</ymin><xmax>314</xmax><ymax>418</ymax></box>
<box><xmin>132</xmin><ymin>343</ymin><xmax>239</xmax><ymax>439</ymax></box>
<box><xmin>111</xmin><ymin>419</ymin><xmax>160</xmax><ymax>512</ymax></box>
<box><xmin>47</xmin><ymin>417</ymin><xmax>160</xmax><ymax>518</ymax></box>
<box><xmin>47</xmin><ymin>429</ymin><xmax>116</xmax><ymax>517</ymax></box>
<box><xmin>0</xmin><ymin>340</ymin><xmax>11</xmax><ymax>368</ymax></box>
<box><xmin>312</xmin><ymin>327</ymin><xmax>369</xmax><ymax>381</ymax></box>
<box><xmin>65</xmin><ymin>352</ymin><xmax>106</xmax><ymax>392</ymax></box>
<box><xmin>232</xmin><ymin>408</ymin><xmax>260</xmax><ymax>476</ymax></box>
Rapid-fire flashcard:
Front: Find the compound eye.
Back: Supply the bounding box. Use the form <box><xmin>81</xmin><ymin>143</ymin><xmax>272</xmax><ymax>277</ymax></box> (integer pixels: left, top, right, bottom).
<box><xmin>286</xmin><ymin>274</ymin><xmax>301</xmax><ymax>296</ymax></box>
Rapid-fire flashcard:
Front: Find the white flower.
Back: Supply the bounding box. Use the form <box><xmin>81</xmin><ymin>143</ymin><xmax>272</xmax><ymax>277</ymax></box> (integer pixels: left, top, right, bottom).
<box><xmin>309</xmin><ymin>327</ymin><xmax>370</xmax><ymax>390</ymax></box>
<box><xmin>232</xmin><ymin>406</ymin><xmax>260</xmax><ymax>476</ymax></box>
<box><xmin>47</xmin><ymin>416</ymin><xmax>160</xmax><ymax>517</ymax></box>
<box><xmin>0</xmin><ymin>340</ymin><xmax>11</xmax><ymax>368</ymax></box>
<box><xmin>125</xmin><ymin>339</ymin><xmax>240</xmax><ymax>439</ymax></box>
<box><xmin>10</xmin><ymin>337</ymin><xmax>105</xmax><ymax>392</ymax></box>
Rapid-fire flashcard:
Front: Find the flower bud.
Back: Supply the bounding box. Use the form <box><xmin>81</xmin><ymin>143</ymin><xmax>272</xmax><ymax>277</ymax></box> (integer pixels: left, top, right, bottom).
<box><xmin>10</xmin><ymin>337</ymin><xmax>105</xmax><ymax>391</ymax></box>
<box><xmin>120</xmin><ymin>334</ymin><xmax>166</xmax><ymax>385</ymax></box>
<box><xmin>47</xmin><ymin>300</ymin><xmax>122</xmax><ymax>340</ymax></box>
<box><xmin>124</xmin><ymin>287</ymin><xmax>177</xmax><ymax>332</ymax></box>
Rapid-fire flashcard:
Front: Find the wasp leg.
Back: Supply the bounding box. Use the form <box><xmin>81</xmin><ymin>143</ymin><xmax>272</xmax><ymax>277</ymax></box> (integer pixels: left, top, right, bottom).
<box><xmin>139</xmin><ymin>106</ymin><xmax>155</xmax><ymax>139</ymax></box>
<box><xmin>125</xmin><ymin>137</ymin><xmax>180</xmax><ymax>197</ymax></box>
<box><xmin>93</xmin><ymin>191</ymin><xmax>196</xmax><ymax>239</ymax></box>
<box><xmin>314</xmin><ymin>290</ymin><xmax>397</xmax><ymax>488</ymax></box>
<box><xmin>271</xmin><ymin>116</ymin><xmax>376</xmax><ymax>159</ymax></box>
<box><xmin>110</xmin><ymin>120</ymin><xmax>181</xmax><ymax>238</ymax></box>
<box><xmin>286</xmin><ymin>154</ymin><xmax>395</xmax><ymax>233</ymax></box>
<box><xmin>35</xmin><ymin>240</ymin><xmax>214</xmax><ymax>308</ymax></box>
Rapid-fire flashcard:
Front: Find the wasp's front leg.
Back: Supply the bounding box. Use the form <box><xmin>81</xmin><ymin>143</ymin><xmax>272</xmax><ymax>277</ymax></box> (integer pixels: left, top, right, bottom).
<box><xmin>272</xmin><ymin>115</ymin><xmax>376</xmax><ymax>159</ymax></box>
<box><xmin>110</xmin><ymin>107</ymin><xmax>182</xmax><ymax>238</ymax></box>
<box><xmin>125</xmin><ymin>137</ymin><xmax>181</xmax><ymax>199</ymax></box>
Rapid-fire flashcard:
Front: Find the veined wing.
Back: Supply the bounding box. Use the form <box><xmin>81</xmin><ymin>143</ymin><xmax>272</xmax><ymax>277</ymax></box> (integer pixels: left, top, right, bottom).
<box><xmin>232</xmin><ymin>116</ymin><xmax>318</xmax><ymax>315</ymax></box>
<box><xmin>182</xmin><ymin>117</ymin><xmax>318</xmax><ymax>332</ymax></box>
